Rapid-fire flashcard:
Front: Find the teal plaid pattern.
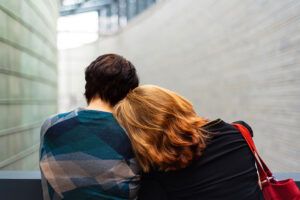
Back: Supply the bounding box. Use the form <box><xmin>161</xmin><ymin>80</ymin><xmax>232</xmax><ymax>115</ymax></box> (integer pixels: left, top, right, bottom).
<box><xmin>39</xmin><ymin>108</ymin><xmax>140</xmax><ymax>200</ymax></box>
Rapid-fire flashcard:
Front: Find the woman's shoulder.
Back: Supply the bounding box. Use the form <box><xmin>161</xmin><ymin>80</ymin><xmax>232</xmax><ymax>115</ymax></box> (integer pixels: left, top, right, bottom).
<box><xmin>201</xmin><ymin>119</ymin><xmax>254</xmax><ymax>137</ymax></box>
<box><xmin>231</xmin><ymin>120</ymin><xmax>254</xmax><ymax>137</ymax></box>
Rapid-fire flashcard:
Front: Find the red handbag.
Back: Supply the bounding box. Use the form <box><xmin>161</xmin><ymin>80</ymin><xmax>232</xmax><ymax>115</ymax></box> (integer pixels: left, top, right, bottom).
<box><xmin>233</xmin><ymin>123</ymin><xmax>300</xmax><ymax>200</ymax></box>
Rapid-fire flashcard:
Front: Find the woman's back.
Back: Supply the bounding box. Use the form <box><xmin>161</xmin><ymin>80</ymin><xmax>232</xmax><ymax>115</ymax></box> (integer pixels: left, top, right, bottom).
<box><xmin>139</xmin><ymin>120</ymin><xmax>264</xmax><ymax>200</ymax></box>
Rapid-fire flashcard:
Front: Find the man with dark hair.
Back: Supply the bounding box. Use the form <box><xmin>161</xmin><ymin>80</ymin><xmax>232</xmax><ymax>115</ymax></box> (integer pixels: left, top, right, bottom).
<box><xmin>84</xmin><ymin>54</ymin><xmax>139</xmax><ymax>106</ymax></box>
<box><xmin>40</xmin><ymin>54</ymin><xmax>140</xmax><ymax>200</ymax></box>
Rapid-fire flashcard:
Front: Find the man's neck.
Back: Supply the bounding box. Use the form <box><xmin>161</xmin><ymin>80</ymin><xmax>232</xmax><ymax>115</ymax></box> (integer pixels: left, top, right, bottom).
<box><xmin>86</xmin><ymin>98</ymin><xmax>113</xmax><ymax>113</ymax></box>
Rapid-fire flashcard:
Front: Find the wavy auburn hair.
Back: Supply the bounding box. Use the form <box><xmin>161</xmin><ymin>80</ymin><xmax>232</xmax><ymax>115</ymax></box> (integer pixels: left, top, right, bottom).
<box><xmin>113</xmin><ymin>85</ymin><xmax>209</xmax><ymax>172</ymax></box>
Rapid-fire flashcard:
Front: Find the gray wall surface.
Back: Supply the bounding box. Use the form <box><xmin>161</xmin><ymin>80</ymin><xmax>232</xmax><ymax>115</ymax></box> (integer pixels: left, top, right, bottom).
<box><xmin>59</xmin><ymin>0</ymin><xmax>300</xmax><ymax>172</ymax></box>
<box><xmin>0</xmin><ymin>0</ymin><xmax>59</xmax><ymax>170</ymax></box>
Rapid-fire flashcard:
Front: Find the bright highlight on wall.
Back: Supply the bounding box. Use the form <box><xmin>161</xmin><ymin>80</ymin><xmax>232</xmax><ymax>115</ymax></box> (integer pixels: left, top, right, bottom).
<box><xmin>57</xmin><ymin>12</ymin><xmax>99</xmax><ymax>49</ymax></box>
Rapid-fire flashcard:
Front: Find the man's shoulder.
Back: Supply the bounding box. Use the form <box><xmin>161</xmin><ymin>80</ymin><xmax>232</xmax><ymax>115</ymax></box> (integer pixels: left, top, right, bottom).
<box><xmin>40</xmin><ymin>109</ymin><xmax>79</xmax><ymax>138</ymax></box>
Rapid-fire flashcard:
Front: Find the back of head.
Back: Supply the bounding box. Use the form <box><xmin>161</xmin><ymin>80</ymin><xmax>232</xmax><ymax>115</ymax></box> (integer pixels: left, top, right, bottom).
<box><xmin>114</xmin><ymin>85</ymin><xmax>209</xmax><ymax>172</ymax></box>
<box><xmin>84</xmin><ymin>54</ymin><xmax>139</xmax><ymax>106</ymax></box>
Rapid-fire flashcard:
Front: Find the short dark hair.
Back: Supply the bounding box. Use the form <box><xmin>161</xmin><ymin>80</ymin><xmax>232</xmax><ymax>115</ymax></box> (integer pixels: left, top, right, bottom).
<box><xmin>84</xmin><ymin>54</ymin><xmax>139</xmax><ymax>106</ymax></box>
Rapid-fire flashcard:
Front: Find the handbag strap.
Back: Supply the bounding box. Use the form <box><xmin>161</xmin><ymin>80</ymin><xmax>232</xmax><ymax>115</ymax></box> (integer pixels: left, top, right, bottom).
<box><xmin>232</xmin><ymin>123</ymin><xmax>273</xmax><ymax>183</ymax></box>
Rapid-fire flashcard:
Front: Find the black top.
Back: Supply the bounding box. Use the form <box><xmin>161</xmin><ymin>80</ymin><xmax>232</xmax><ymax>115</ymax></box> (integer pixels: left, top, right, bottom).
<box><xmin>138</xmin><ymin>119</ymin><xmax>264</xmax><ymax>200</ymax></box>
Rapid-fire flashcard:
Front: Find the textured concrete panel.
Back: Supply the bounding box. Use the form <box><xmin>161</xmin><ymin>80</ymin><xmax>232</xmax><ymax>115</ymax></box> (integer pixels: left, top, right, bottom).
<box><xmin>0</xmin><ymin>0</ymin><xmax>59</xmax><ymax>170</ymax></box>
<box><xmin>59</xmin><ymin>0</ymin><xmax>300</xmax><ymax>172</ymax></box>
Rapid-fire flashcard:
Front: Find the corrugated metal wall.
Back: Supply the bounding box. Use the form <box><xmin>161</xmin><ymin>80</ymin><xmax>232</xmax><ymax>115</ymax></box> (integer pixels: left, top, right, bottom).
<box><xmin>59</xmin><ymin>0</ymin><xmax>300</xmax><ymax>172</ymax></box>
<box><xmin>0</xmin><ymin>0</ymin><xmax>59</xmax><ymax>170</ymax></box>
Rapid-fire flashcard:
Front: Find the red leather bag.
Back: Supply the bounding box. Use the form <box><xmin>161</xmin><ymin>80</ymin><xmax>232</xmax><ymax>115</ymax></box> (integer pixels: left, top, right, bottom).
<box><xmin>233</xmin><ymin>123</ymin><xmax>300</xmax><ymax>200</ymax></box>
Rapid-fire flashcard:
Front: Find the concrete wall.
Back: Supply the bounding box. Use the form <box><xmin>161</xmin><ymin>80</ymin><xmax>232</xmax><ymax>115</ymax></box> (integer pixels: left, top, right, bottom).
<box><xmin>59</xmin><ymin>0</ymin><xmax>300</xmax><ymax>172</ymax></box>
<box><xmin>0</xmin><ymin>0</ymin><xmax>59</xmax><ymax>170</ymax></box>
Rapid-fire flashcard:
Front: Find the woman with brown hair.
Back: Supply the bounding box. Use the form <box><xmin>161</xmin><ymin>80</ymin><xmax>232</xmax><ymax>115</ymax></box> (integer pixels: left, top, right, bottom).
<box><xmin>114</xmin><ymin>85</ymin><xmax>263</xmax><ymax>200</ymax></box>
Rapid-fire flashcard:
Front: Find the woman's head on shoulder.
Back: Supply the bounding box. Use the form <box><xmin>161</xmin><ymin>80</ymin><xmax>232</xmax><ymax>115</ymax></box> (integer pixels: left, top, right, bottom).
<box><xmin>113</xmin><ymin>85</ymin><xmax>209</xmax><ymax>173</ymax></box>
